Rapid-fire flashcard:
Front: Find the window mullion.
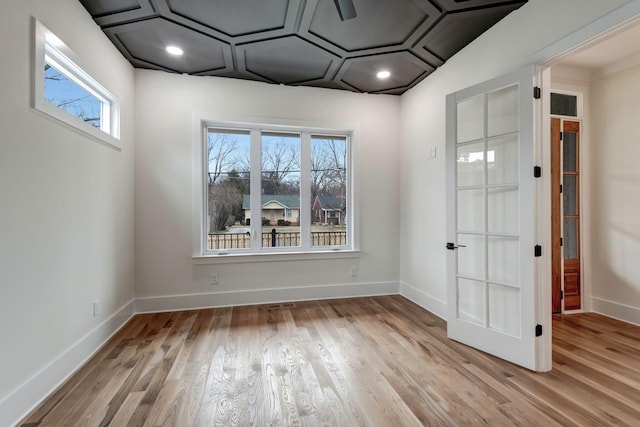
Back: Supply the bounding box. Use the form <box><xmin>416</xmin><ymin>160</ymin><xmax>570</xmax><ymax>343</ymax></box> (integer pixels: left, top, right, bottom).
<box><xmin>249</xmin><ymin>129</ymin><xmax>262</xmax><ymax>252</ymax></box>
<box><xmin>346</xmin><ymin>136</ymin><xmax>353</xmax><ymax>250</ymax></box>
<box><xmin>101</xmin><ymin>101</ymin><xmax>110</xmax><ymax>134</ymax></box>
<box><xmin>300</xmin><ymin>132</ymin><xmax>311</xmax><ymax>249</ymax></box>
<box><xmin>202</xmin><ymin>126</ymin><xmax>210</xmax><ymax>255</ymax></box>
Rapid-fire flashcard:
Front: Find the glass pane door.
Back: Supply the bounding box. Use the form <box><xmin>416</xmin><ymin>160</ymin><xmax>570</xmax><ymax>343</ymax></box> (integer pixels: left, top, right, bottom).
<box><xmin>446</xmin><ymin>66</ymin><xmax>537</xmax><ymax>370</ymax></box>
<box><xmin>455</xmin><ymin>84</ymin><xmax>521</xmax><ymax>336</ymax></box>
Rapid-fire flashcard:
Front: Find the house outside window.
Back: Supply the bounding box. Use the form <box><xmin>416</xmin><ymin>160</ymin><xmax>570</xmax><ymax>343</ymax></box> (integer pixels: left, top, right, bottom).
<box><xmin>203</xmin><ymin>125</ymin><xmax>351</xmax><ymax>254</ymax></box>
<box><xmin>242</xmin><ymin>195</ymin><xmax>300</xmax><ymax>225</ymax></box>
<box><xmin>313</xmin><ymin>194</ymin><xmax>343</xmax><ymax>225</ymax></box>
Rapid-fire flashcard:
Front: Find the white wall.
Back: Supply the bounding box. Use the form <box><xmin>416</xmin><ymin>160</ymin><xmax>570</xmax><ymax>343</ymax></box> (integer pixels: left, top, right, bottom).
<box><xmin>590</xmin><ymin>63</ymin><xmax>640</xmax><ymax>323</ymax></box>
<box><xmin>0</xmin><ymin>0</ymin><xmax>135</xmax><ymax>423</ymax></box>
<box><xmin>134</xmin><ymin>71</ymin><xmax>400</xmax><ymax>306</ymax></box>
<box><xmin>399</xmin><ymin>0</ymin><xmax>630</xmax><ymax>317</ymax></box>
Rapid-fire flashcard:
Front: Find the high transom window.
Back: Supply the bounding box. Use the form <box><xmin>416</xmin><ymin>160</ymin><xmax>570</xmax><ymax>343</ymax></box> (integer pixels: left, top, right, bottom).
<box><xmin>33</xmin><ymin>19</ymin><xmax>120</xmax><ymax>149</ymax></box>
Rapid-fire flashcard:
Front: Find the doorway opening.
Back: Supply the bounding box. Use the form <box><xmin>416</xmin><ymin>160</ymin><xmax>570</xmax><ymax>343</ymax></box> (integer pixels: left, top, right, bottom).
<box><xmin>543</xmin><ymin>7</ymin><xmax>640</xmax><ymax>322</ymax></box>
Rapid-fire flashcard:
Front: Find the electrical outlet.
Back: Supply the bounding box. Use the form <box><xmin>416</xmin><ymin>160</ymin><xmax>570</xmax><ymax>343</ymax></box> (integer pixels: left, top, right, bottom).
<box><xmin>93</xmin><ymin>300</ymin><xmax>100</xmax><ymax>317</ymax></box>
<box><xmin>350</xmin><ymin>266</ymin><xmax>358</xmax><ymax>277</ymax></box>
<box><xmin>210</xmin><ymin>272</ymin><xmax>219</xmax><ymax>285</ymax></box>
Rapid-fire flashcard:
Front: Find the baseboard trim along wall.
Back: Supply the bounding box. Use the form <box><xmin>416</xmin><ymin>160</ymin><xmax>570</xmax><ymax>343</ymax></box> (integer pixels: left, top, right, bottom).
<box><xmin>7</xmin><ymin>286</ymin><xmax>640</xmax><ymax>426</ymax></box>
<box><xmin>0</xmin><ymin>299</ymin><xmax>136</xmax><ymax>427</ymax></box>
<box><xmin>399</xmin><ymin>281</ymin><xmax>447</xmax><ymax>320</ymax></box>
<box><xmin>592</xmin><ymin>296</ymin><xmax>640</xmax><ymax>326</ymax></box>
<box><xmin>3</xmin><ymin>280</ymin><xmax>438</xmax><ymax>427</ymax></box>
<box><xmin>136</xmin><ymin>281</ymin><xmax>401</xmax><ymax>313</ymax></box>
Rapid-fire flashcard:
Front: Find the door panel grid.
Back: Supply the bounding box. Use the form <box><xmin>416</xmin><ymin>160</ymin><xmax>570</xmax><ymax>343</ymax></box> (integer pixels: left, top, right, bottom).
<box><xmin>455</xmin><ymin>85</ymin><xmax>521</xmax><ymax>336</ymax></box>
<box><xmin>447</xmin><ymin>66</ymin><xmax>536</xmax><ymax>370</ymax></box>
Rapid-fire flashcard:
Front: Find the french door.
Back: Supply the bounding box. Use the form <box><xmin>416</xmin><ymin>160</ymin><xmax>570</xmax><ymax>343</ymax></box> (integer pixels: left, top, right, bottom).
<box><xmin>446</xmin><ymin>66</ymin><xmax>538</xmax><ymax>370</ymax></box>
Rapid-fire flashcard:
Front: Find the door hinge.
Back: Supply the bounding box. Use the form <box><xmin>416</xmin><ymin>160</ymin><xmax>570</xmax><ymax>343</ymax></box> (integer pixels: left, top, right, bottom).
<box><xmin>534</xmin><ymin>245</ymin><xmax>542</xmax><ymax>257</ymax></box>
<box><xmin>534</xmin><ymin>166</ymin><xmax>542</xmax><ymax>178</ymax></box>
<box><xmin>560</xmin><ymin>237</ymin><xmax>563</xmax><ymax>246</ymax></box>
<box><xmin>560</xmin><ymin>131</ymin><xmax>563</xmax><ymax>141</ymax></box>
<box><xmin>533</xmin><ymin>86</ymin><xmax>541</xmax><ymax>99</ymax></box>
<box><xmin>535</xmin><ymin>324</ymin><xmax>543</xmax><ymax>337</ymax></box>
<box><xmin>560</xmin><ymin>184</ymin><xmax>563</xmax><ymax>194</ymax></box>
<box><xmin>561</xmin><ymin>290</ymin><xmax>564</xmax><ymax>300</ymax></box>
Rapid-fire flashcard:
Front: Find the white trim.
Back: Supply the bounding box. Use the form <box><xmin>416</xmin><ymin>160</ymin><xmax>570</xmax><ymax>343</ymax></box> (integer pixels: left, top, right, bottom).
<box><xmin>399</xmin><ymin>281</ymin><xmax>446</xmax><ymax>320</ymax></box>
<box><xmin>591</xmin><ymin>297</ymin><xmax>640</xmax><ymax>327</ymax></box>
<box><xmin>530</xmin><ymin>1</ymin><xmax>640</xmax><ymax>67</ymax></box>
<box><xmin>193</xmin><ymin>249</ymin><xmax>361</xmax><ymax>264</ymax></box>
<box><xmin>249</xmin><ymin>128</ymin><xmax>262</xmax><ymax>246</ymax></box>
<box><xmin>135</xmin><ymin>281</ymin><xmax>400</xmax><ymax>313</ymax></box>
<box><xmin>0</xmin><ymin>300</ymin><xmax>135</xmax><ymax>427</ymax></box>
<box><xmin>300</xmin><ymin>132</ymin><xmax>312</xmax><ymax>248</ymax></box>
<box><xmin>535</xmin><ymin>66</ymin><xmax>553</xmax><ymax>372</ymax></box>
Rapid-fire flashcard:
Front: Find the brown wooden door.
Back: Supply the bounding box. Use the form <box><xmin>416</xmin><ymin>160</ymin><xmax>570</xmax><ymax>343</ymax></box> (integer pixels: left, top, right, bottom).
<box><xmin>551</xmin><ymin>119</ymin><xmax>562</xmax><ymax>313</ymax></box>
<box><xmin>551</xmin><ymin>118</ymin><xmax>581</xmax><ymax>313</ymax></box>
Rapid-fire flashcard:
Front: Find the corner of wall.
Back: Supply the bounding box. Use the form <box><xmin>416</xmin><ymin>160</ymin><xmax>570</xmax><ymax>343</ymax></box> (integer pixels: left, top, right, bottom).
<box><xmin>0</xmin><ymin>300</ymin><xmax>135</xmax><ymax>427</ymax></box>
<box><xmin>591</xmin><ymin>297</ymin><xmax>640</xmax><ymax>326</ymax></box>
<box><xmin>399</xmin><ymin>281</ymin><xmax>447</xmax><ymax>320</ymax></box>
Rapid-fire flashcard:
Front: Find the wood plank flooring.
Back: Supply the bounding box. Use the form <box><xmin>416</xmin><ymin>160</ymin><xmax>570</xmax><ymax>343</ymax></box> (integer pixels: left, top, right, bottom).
<box><xmin>20</xmin><ymin>296</ymin><xmax>640</xmax><ymax>426</ymax></box>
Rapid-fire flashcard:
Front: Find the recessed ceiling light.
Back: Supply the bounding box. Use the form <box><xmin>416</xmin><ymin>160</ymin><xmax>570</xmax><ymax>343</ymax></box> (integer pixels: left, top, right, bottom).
<box><xmin>376</xmin><ymin>70</ymin><xmax>391</xmax><ymax>79</ymax></box>
<box><xmin>165</xmin><ymin>45</ymin><xmax>184</xmax><ymax>56</ymax></box>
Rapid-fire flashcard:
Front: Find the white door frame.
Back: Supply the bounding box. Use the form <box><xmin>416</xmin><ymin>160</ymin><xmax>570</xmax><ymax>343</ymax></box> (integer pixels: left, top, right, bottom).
<box><xmin>531</xmin><ymin>0</ymin><xmax>640</xmax><ymax>372</ymax></box>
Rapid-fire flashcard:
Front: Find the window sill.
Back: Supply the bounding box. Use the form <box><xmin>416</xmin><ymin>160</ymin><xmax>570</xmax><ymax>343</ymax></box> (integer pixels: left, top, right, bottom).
<box><xmin>193</xmin><ymin>250</ymin><xmax>362</xmax><ymax>265</ymax></box>
<box><xmin>32</xmin><ymin>103</ymin><xmax>122</xmax><ymax>151</ymax></box>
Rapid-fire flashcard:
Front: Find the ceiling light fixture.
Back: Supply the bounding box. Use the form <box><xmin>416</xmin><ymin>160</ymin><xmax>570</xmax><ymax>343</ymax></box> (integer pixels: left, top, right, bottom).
<box><xmin>165</xmin><ymin>45</ymin><xmax>184</xmax><ymax>56</ymax></box>
<box><xmin>376</xmin><ymin>70</ymin><xmax>391</xmax><ymax>79</ymax></box>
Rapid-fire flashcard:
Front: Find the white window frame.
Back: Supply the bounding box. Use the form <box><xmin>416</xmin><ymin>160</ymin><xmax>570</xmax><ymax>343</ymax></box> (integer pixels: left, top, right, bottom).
<box><xmin>192</xmin><ymin>116</ymin><xmax>359</xmax><ymax>263</ymax></box>
<box><xmin>32</xmin><ymin>18</ymin><xmax>121</xmax><ymax>150</ymax></box>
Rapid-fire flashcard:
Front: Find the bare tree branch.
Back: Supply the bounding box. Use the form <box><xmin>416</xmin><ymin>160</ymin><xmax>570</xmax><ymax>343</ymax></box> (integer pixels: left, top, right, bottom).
<box><xmin>262</xmin><ymin>138</ymin><xmax>299</xmax><ymax>195</ymax></box>
<box><xmin>208</xmin><ymin>133</ymin><xmax>237</xmax><ymax>184</ymax></box>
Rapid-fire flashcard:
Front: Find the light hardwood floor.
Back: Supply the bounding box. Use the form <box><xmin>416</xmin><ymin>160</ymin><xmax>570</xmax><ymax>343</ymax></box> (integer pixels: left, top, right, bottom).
<box><xmin>20</xmin><ymin>295</ymin><xmax>640</xmax><ymax>426</ymax></box>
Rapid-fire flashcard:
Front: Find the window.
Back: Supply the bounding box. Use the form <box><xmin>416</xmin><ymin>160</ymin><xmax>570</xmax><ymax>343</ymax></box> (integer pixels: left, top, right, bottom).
<box><xmin>201</xmin><ymin>123</ymin><xmax>352</xmax><ymax>255</ymax></box>
<box><xmin>551</xmin><ymin>92</ymin><xmax>579</xmax><ymax>117</ymax></box>
<box><xmin>33</xmin><ymin>19</ymin><xmax>120</xmax><ymax>149</ymax></box>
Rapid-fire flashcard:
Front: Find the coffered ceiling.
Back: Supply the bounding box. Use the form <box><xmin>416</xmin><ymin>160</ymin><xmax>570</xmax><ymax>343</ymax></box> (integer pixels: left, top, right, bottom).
<box><xmin>79</xmin><ymin>0</ymin><xmax>527</xmax><ymax>95</ymax></box>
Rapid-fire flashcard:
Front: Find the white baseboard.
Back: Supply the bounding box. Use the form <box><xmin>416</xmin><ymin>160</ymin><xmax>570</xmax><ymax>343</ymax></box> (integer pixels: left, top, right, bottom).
<box><xmin>0</xmin><ymin>299</ymin><xmax>135</xmax><ymax>427</ymax></box>
<box><xmin>3</xmin><ymin>283</ymin><xmax>401</xmax><ymax>426</ymax></box>
<box><xmin>399</xmin><ymin>281</ymin><xmax>447</xmax><ymax>320</ymax></box>
<box><xmin>136</xmin><ymin>281</ymin><xmax>401</xmax><ymax>313</ymax></box>
<box><xmin>591</xmin><ymin>296</ymin><xmax>640</xmax><ymax>326</ymax></box>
